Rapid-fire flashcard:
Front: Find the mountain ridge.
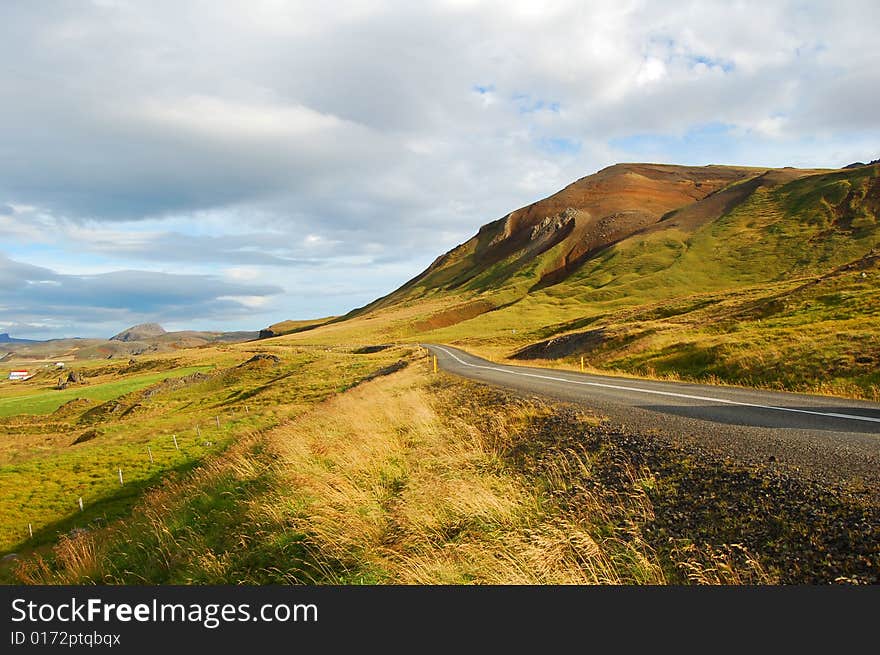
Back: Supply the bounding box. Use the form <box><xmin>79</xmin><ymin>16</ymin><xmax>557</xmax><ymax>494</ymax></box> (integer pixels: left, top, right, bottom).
<box><xmin>0</xmin><ymin>333</ymin><xmax>40</xmax><ymax>345</ymax></box>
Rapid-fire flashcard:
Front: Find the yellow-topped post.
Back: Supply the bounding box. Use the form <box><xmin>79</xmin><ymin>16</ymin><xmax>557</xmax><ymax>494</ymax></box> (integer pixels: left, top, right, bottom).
<box><xmin>580</xmin><ymin>356</ymin><xmax>584</xmax><ymax>372</ymax></box>
<box><xmin>433</xmin><ymin>355</ymin><xmax>438</xmax><ymax>374</ymax></box>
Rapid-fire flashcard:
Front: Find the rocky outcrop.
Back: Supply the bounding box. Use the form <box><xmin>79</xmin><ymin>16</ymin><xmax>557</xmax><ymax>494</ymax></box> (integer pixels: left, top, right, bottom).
<box><xmin>79</xmin><ymin>400</ymin><xmax>126</xmax><ymax>424</ymax></box>
<box><xmin>352</xmin><ymin>344</ymin><xmax>392</xmax><ymax>354</ymax></box>
<box><xmin>512</xmin><ymin>328</ymin><xmax>608</xmax><ymax>360</ymax></box>
<box><xmin>530</xmin><ymin>207</ymin><xmax>577</xmax><ymax>241</ymax></box>
<box><xmin>72</xmin><ymin>429</ymin><xmax>101</xmax><ymax>445</ymax></box>
<box><xmin>140</xmin><ymin>372</ymin><xmax>211</xmax><ymax>399</ymax></box>
<box><xmin>238</xmin><ymin>353</ymin><xmax>282</xmax><ymax>367</ymax></box>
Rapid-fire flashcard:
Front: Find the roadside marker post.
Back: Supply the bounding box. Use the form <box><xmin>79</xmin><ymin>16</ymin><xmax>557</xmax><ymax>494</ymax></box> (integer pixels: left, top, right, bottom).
<box><xmin>173</xmin><ymin>434</ymin><xmax>179</xmax><ymax>450</ymax></box>
<box><xmin>28</xmin><ymin>523</ymin><xmax>32</xmax><ymax>539</ymax></box>
<box><xmin>580</xmin><ymin>356</ymin><xmax>584</xmax><ymax>372</ymax></box>
<box><xmin>148</xmin><ymin>446</ymin><xmax>153</xmax><ymax>463</ymax></box>
<box><xmin>433</xmin><ymin>356</ymin><xmax>438</xmax><ymax>374</ymax></box>
<box><xmin>78</xmin><ymin>497</ymin><xmax>84</xmax><ymax>512</ymax></box>
<box><xmin>118</xmin><ymin>468</ymin><xmax>124</xmax><ymax>485</ymax></box>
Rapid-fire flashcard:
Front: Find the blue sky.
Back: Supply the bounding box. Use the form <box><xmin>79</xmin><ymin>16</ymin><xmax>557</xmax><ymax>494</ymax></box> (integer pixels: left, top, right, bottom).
<box><xmin>1</xmin><ymin>0</ymin><xmax>878</xmax><ymax>339</ymax></box>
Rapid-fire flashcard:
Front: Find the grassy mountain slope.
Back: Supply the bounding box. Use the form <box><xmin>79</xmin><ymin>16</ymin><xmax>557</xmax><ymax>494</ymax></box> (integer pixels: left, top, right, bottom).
<box><xmin>274</xmin><ymin>162</ymin><xmax>880</xmax><ymax>398</ymax></box>
<box><xmin>357</xmin><ymin>163</ymin><xmax>763</xmax><ymax>312</ymax></box>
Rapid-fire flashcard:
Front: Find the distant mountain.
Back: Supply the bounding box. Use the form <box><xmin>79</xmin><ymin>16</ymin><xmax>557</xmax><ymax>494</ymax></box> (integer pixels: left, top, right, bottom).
<box><xmin>110</xmin><ymin>323</ymin><xmax>167</xmax><ymax>342</ymax></box>
<box><xmin>2</xmin><ymin>323</ymin><xmax>259</xmax><ymax>362</ymax></box>
<box><xmin>0</xmin><ymin>333</ymin><xmax>40</xmax><ymax>344</ymax></box>
<box><xmin>844</xmin><ymin>158</ymin><xmax>880</xmax><ymax>169</ymax></box>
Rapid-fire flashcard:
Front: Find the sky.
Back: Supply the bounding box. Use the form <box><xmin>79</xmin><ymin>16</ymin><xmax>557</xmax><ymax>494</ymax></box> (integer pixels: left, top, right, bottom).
<box><xmin>1</xmin><ymin>0</ymin><xmax>878</xmax><ymax>339</ymax></box>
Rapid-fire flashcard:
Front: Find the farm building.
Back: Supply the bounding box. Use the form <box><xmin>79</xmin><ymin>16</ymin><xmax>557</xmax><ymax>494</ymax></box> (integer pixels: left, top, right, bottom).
<box><xmin>8</xmin><ymin>370</ymin><xmax>30</xmax><ymax>381</ymax></box>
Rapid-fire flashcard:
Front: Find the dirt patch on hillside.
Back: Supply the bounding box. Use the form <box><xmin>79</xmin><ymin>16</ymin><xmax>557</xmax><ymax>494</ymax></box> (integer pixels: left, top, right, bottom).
<box><xmin>52</xmin><ymin>398</ymin><xmax>95</xmax><ymax>416</ymax></box>
<box><xmin>140</xmin><ymin>372</ymin><xmax>211</xmax><ymax>399</ymax></box>
<box><xmin>71</xmin><ymin>429</ymin><xmax>101</xmax><ymax>446</ymax></box>
<box><xmin>78</xmin><ymin>401</ymin><xmax>127</xmax><ymax>424</ymax></box>
<box><xmin>119</xmin><ymin>358</ymin><xmax>182</xmax><ymax>375</ymax></box>
<box><xmin>237</xmin><ymin>354</ymin><xmax>281</xmax><ymax>368</ymax></box>
<box><xmin>512</xmin><ymin>328</ymin><xmax>608</xmax><ymax>359</ymax></box>
<box><xmin>413</xmin><ymin>300</ymin><xmax>494</xmax><ymax>332</ymax></box>
<box><xmin>352</xmin><ymin>344</ymin><xmax>393</xmax><ymax>354</ymax></box>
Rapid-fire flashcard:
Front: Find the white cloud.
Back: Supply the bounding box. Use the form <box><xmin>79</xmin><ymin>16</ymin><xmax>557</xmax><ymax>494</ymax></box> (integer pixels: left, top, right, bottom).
<box><xmin>132</xmin><ymin>95</ymin><xmax>354</xmax><ymax>142</ymax></box>
<box><xmin>218</xmin><ymin>295</ymin><xmax>270</xmax><ymax>308</ymax></box>
<box><xmin>224</xmin><ymin>267</ymin><xmax>262</xmax><ymax>281</ymax></box>
<box><xmin>636</xmin><ymin>58</ymin><xmax>667</xmax><ymax>86</ymax></box>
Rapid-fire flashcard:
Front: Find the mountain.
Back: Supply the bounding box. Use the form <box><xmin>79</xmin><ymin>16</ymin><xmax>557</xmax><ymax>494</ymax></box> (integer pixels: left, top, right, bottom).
<box><xmin>110</xmin><ymin>323</ymin><xmax>167</xmax><ymax>342</ymax></box>
<box><xmin>346</xmin><ymin>162</ymin><xmax>861</xmax><ymax>326</ymax></box>
<box><xmin>353</xmin><ymin>162</ymin><xmax>876</xmax><ymax>316</ymax></box>
<box><xmin>358</xmin><ymin>164</ymin><xmax>761</xmax><ymax>312</ymax></box>
<box><xmin>0</xmin><ymin>333</ymin><xmax>40</xmax><ymax>344</ymax></box>
<box><xmin>844</xmin><ymin>158</ymin><xmax>880</xmax><ymax>169</ymax></box>
<box><xmin>2</xmin><ymin>324</ymin><xmax>259</xmax><ymax>362</ymax></box>
<box><xmin>272</xmin><ymin>161</ymin><xmax>879</xmax><ymax>397</ymax></box>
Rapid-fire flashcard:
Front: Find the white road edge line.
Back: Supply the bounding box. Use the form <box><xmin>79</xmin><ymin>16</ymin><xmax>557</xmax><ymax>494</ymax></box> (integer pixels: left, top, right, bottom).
<box><xmin>430</xmin><ymin>345</ymin><xmax>880</xmax><ymax>426</ymax></box>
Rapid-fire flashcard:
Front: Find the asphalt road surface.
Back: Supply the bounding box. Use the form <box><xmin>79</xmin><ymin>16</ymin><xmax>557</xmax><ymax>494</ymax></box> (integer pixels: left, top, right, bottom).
<box><xmin>424</xmin><ymin>344</ymin><xmax>880</xmax><ymax>488</ymax></box>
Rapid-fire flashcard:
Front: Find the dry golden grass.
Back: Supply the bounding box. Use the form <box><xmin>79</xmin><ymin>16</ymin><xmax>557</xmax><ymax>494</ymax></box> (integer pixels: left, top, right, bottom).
<box><xmin>262</xmin><ymin>364</ymin><xmax>666</xmax><ymax>584</ymax></box>
<box><xmin>670</xmin><ymin>543</ymin><xmax>770</xmax><ymax>585</ymax></box>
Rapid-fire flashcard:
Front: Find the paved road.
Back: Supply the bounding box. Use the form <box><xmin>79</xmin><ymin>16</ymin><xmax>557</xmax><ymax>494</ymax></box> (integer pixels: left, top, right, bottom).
<box><xmin>424</xmin><ymin>343</ymin><xmax>880</xmax><ymax>487</ymax></box>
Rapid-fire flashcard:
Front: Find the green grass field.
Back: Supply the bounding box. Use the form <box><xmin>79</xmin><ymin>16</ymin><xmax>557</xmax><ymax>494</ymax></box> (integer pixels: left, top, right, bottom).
<box><xmin>0</xmin><ymin>366</ymin><xmax>212</xmax><ymax>417</ymax></box>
